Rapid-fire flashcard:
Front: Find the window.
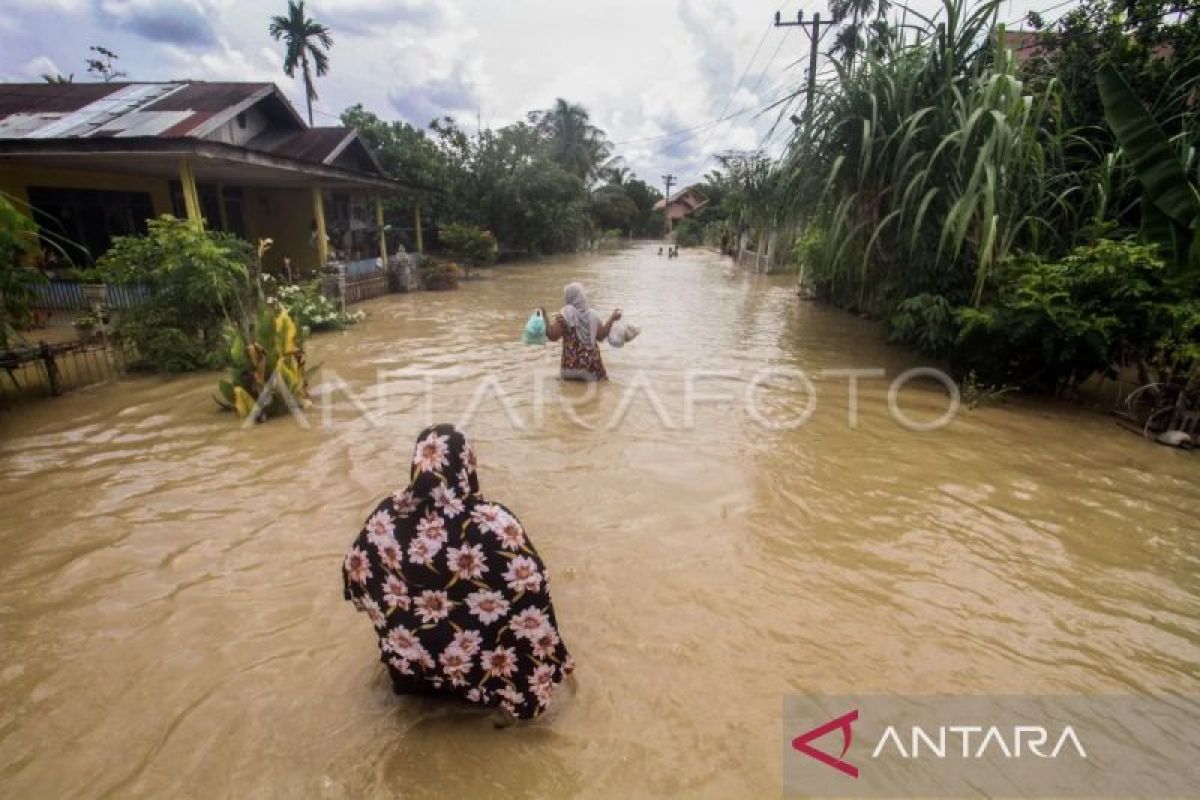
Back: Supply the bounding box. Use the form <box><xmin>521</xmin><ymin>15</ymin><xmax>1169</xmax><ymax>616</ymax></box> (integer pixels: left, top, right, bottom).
<box><xmin>168</xmin><ymin>181</ymin><xmax>246</xmax><ymax>237</ymax></box>
<box><xmin>26</xmin><ymin>186</ymin><xmax>154</xmax><ymax>265</ymax></box>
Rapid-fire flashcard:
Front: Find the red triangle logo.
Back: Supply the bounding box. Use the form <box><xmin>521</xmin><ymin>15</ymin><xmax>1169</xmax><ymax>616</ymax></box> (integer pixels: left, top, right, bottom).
<box><xmin>791</xmin><ymin>709</ymin><xmax>859</xmax><ymax>778</ymax></box>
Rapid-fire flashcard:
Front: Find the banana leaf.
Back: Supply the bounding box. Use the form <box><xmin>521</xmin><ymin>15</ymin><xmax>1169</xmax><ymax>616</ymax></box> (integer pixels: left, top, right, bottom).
<box><xmin>1096</xmin><ymin>64</ymin><xmax>1199</xmax><ymax>270</ymax></box>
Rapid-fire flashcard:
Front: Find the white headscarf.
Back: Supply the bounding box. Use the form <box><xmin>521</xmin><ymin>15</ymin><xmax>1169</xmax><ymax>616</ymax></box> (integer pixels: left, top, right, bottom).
<box><xmin>560</xmin><ymin>282</ymin><xmax>601</xmax><ymax>347</ymax></box>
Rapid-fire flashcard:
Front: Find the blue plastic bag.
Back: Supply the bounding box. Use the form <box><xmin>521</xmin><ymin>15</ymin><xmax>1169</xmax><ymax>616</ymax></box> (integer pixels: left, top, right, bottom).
<box><xmin>522</xmin><ymin>308</ymin><xmax>547</xmax><ymax>345</ymax></box>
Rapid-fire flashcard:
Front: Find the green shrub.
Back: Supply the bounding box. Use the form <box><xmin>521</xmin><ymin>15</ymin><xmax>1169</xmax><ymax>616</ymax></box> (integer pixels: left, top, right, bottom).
<box><xmin>889</xmin><ymin>294</ymin><xmax>959</xmax><ymax>357</ymax></box>
<box><xmin>0</xmin><ymin>195</ymin><xmax>47</xmax><ymax>347</ymax></box>
<box><xmin>955</xmin><ymin>238</ymin><xmax>1184</xmax><ymax>391</ymax></box>
<box><xmin>97</xmin><ymin>215</ymin><xmax>254</xmax><ymax>372</ymax></box>
<box><xmin>439</xmin><ymin>223</ymin><xmax>497</xmax><ymax>267</ymax></box>
<box><xmin>418</xmin><ymin>260</ymin><xmax>463</xmax><ymax>290</ymax></box>
<box><xmin>674</xmin><ymin>218</ymin><xmax>702</xmax><ymax>247</ymax></box>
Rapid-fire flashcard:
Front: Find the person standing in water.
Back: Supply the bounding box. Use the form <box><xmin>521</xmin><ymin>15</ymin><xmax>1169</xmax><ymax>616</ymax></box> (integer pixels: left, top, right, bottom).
<box><xmin>547</xmin><ymin>282</ymin><xmax>621</xmax><ymax>381</ymax></box>
<box><xmin>343</xmin><ymin>424</ymin><xmax>574</xmax><ymax>722</ymax></box>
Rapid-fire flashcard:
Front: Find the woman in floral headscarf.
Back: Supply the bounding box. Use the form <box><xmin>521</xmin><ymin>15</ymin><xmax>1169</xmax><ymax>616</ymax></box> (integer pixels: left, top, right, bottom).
<box><xmin>343</xmin><ymin>423</ymin><xmax>574</xmax><ymax>721</ymax></box>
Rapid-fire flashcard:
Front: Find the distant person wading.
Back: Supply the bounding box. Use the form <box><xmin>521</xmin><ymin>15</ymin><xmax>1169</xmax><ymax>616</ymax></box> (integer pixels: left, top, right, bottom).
<box><xmin>547</xmin><ymin>282</ymin><xmax>621</xmax><ymax>381</ymax></box>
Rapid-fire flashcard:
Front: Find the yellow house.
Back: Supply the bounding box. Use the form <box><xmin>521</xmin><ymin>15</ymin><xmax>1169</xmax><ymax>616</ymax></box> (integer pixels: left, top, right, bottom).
<box><xmin>0</xmin><ymin>81</ymin><xmax>422</xmax><ymax>274</ymax></box>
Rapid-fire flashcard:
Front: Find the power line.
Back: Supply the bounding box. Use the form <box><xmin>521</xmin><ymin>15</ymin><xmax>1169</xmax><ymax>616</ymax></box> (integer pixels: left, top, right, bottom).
<box><xmin>1006</xmin><ymin>0</ymin><xmax>1081</xmax><ymax>26</ymax></box>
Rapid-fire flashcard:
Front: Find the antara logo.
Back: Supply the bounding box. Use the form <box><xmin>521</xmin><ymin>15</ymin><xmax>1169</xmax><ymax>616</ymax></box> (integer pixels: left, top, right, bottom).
<box><xmin>792</xmin><ymin>710</ymin><xmax>860</xmax><ymax>778</ymax></box>
<box><xmin>792</xmin><ymin>709</ymin><xmax>1088</xmax><ymax>778</ymax></box>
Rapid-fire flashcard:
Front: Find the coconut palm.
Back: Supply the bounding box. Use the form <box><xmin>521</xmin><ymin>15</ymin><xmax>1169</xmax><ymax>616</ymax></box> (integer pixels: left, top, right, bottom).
<box><xmin>529</xmin><ymin>99</ymin><xmax>613</xmax><ymax>182</ymax></box>
<box><xmin>269</xmin><ymin>0</ymin><xmax>333</xmax><ymax>127</ymax></box>
<box><xmin>829</xmin><ymin>0</ymin><xmax>891</xmax><ymax>71</ymax></box>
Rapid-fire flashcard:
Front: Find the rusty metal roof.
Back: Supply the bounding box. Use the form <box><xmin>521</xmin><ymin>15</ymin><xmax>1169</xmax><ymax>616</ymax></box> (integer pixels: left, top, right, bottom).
<box><xmin>0</xmin><ymin>80</ymin><xmax>406</xmax><ymax>184</ymax></box>
<box><xmin>0</xmin><ymin>82</ymin><xmax>284</xmax><ymax>140</ymax></box>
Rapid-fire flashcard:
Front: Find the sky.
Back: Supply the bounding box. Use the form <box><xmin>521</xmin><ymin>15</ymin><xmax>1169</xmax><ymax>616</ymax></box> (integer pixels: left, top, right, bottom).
<box><xmin>0</xmin><ymin>0</ymin><xmax>1051</xmax><ymax>188</ymax></box>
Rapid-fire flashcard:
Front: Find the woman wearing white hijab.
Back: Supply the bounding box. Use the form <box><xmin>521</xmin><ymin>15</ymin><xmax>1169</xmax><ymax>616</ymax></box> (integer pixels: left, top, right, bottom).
<box><xmin>546</xmin><ymin>282</ymin><xmax>621</xmax><ymax>381</ymax></box>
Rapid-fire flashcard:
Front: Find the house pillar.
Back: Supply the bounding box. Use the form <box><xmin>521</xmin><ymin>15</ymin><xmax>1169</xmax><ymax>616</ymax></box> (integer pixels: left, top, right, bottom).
<box><xmin>179</xmin><ymin>158</ymin><xmax>202</xmax><ymax>225</ymax></box>
<box><xmin>375</xmin><ymin>194</ymin><xmax>388</xmax><ymax>264</ymax></box>
<box><xmin>414</xmin><ymin>202</ymin><xmax>424</xmax><ymax>254</ymax></box>
<box><xmin>312</xmin><ymin>186</ymin><xmax>329</xmax><ymax>267</ymax></box>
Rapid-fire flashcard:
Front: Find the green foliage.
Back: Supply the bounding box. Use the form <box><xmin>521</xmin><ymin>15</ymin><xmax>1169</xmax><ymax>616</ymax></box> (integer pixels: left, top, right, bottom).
<box><xmin>344</xmin><ymin>99</ymin><xmax>661</xmax><ymax>253</ymax></box>
<box><xmin>0</xmin><ymin>195</ymin><xmax>46</xmax><ymax>347</ymax></box>
<box><xmin>889</xmin><ymin>294</ymin><xmax>959</xmax><ymax>357</ymax></box>
<box><xmin>674</xmin><ymin>218</ymin><xmax>703</xmax><ymax>248</ymax></box>
<box><xmin>262</xmin><ymin>274</ymin><xmax>363</xmax><ymax>332</ymax></box>
<box><xmin>439</xmin><ymin>223</ymin><xmax>498</xmax><ymax>266</ymax></box>
<box><xmin>216</xmin><ymin>305</ymin><xmax>314</xmax><ymax>422</ymax></box>
<box><xmin>97</xmin><ymin>216</ymin><xmax>254</xmax><ymax>372</ymax></box>
<box><xmin>1096</xmin><ymin>63</ymin><xmax>1199</xmax><ymax>270</ymax></box>
<box><xmin>956</xmin><ymin>239</ymin><xmax>1187</xmax><ymax>390</ymax></box>
<box><xmin>418</xmin><ymin>260</ymin><xmax>463</xmax><ymax>291</ymax></box>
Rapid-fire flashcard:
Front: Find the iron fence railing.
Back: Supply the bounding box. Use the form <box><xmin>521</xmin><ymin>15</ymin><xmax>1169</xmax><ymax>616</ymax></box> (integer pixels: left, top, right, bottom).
<box><xmin>30</xmin><ymin>281</ymin><xmax>150</xmax><ymax>311</ymax></box>
<box><xmin>0</xmin><ymin>338</ymin><xmax>135</xmax><ymax>402</ymax></box>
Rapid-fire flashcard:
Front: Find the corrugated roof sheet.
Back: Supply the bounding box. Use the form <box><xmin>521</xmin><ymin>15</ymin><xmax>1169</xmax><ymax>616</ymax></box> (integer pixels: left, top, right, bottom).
<box><xmin>0</xmin><ymin>82</ymin><xmax>274</xmax><ymax>140</ymax></box>
<box><xmin>261</xmin><ymin>127</ymin><xmax>352</xmax><ymax>164</ymax></box>
<box><xmin>0</xmin><ymin>81</ymin><xmax>389</xmax><ymax>177</ymax></box>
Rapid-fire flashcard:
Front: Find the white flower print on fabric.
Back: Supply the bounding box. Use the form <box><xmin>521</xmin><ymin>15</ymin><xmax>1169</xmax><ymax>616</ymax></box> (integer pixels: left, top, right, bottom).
<box><xmin>438</xmin><ymin>644</ymin><xmax>473</xmax><ymax>686</ymax></box>
<box><xmin>452</xmin><ymin>629</ymin><xmax>483</xmax><ymax>657</ymax></box>
<box><xmin>431</xmin><ymin>484</ymin><xmax>464</xmax><ymax>518</ymax></box>
<box><xmin>531</xmin><ymin>627</ymin><xmax>561</xmax><ymax>659</ymax></box>
<box><xmin>466</xmin><ymin>589</ymin><xmax>510</xmax><ymax>624</ymax></box>
<box><xmin>416</xmin><ymin>513</ymin><xmax>448</xmax><ymax>547</ymax></box>
<box><xmin>413</xmin><ymin>431</ymin><xmax>450</xmax><ymax>473</ymax></box>
<box><xmin>344</xmin><ymin>547</ymin><xmax>372</xmax><ymax>585</ymax></box>
<box><xmin>365</xmin><ymin>510</ymin><xmax>395</xmax><ymax>547</ymax></box>
<box><xmin>383</xmin><ymin>575</ymin><xmax>410</xmax><ymax>611</ymax></box>
<box><xmin>446</xmin><ymin>543</ymin><xmax>488</xmax><ymax>581</ymax></box>
<box><xmin>413</xmin><ymin>590</ymin><xmax>453</xmax><ymax>624</ymax></box>
<box><xmin>529</xmin><ymin>663</ymin><xmax>556</xmax><ymax>706</ymax></box>
<box><xmin>470</xmin><ymin>503</ymin><xmax>506</xmax><ymax>533</ymax></box>
<box><xmin>407</xmin><ymin>536</ymin><xmax>436</xmax><ymax>566</ymax></box>
<box><xmin>510</xmin><ymin>607</ymin><xmax>550</xmax><ymax>641</ymax></box>
<box><xmin>391</xmin><ymin>489</ymin><xmax>418</xmax><ymax>517</ymax></box>
<box><xmin>376</xmin><ymin>539</ymin><xmax>403</xmax><ymax>571</ymax></box>
<box><xmin>481</xmin><ymin>646</ymin><xmax>518</xmax><ymax>680</ymax></box>
<box><xmin>495</xmin><ymin>514</ymin><xmax>526</xmax><ymax>550</ymax></box>
<box><xmin>503</xmin><ymin>555</ymin><xmax>543</xmax><ymax>593</ymax></box>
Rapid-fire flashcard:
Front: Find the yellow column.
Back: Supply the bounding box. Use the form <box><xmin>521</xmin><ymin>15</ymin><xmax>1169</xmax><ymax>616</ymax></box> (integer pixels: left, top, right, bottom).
<box><xmin>375</xmin><ymin>194</ymin><xmax>388</xmax><ymax>264</ymax></box>
<box><xmin>312</xmin><ymin>186</ymin><xmax>329</xmax><ymax>268</ymax></box>
<box><xmin>179</xmin><ymin>158</ymin><xmax>202</xmax><ymax>225</ymax></box>
<box><xmin>414</xmin><ymin>201</ymin><xmax>424</xmax><ymax>254</ymax></box>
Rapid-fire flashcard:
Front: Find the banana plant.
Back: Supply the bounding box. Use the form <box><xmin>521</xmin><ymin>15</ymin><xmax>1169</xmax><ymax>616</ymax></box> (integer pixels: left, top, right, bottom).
<box><xmin>214</xmin><ymin>304</ymin><xmax>315</xmax><ymax>422</ymax></box>
<box><xmin>1097</xmin><ymin>63</ymin><xmax>1200</xmax><ymax>273</ymax></box>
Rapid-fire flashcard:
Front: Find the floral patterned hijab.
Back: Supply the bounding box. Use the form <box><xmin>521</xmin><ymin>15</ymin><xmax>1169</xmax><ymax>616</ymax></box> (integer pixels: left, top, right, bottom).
<box><xmin>343</xmin><ymin>423</ymin><xmax>574</xmax><ymax>720</ymax></box>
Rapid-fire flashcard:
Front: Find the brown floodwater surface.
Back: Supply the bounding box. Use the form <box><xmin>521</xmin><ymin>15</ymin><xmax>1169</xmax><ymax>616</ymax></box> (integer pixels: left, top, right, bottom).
<box><xmin>1</xmin><ymin>244</ymin><xmax>1197</xmax><ymax>797</ymax></box>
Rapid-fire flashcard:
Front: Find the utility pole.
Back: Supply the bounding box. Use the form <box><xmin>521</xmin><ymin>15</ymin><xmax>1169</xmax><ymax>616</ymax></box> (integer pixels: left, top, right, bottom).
<box><xmin>774</xmin><ymin>10</ymin><xmax>838</xmax><ymax>135</ymax></box>
<box><xmin>661</xmin><ymin>173</ymin><xmax>676</xmax><ymax>235</ymax></box>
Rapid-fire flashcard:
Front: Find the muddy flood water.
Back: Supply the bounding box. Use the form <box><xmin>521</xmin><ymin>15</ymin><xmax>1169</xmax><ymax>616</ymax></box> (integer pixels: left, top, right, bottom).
<box><xmin>1</xmin><ymin>244</ymin><xmax>1198</xmax><ymax>797</ymax></box>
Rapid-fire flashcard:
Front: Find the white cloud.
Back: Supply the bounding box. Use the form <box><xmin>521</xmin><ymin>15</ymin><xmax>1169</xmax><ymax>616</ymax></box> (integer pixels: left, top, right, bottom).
<box><xmin>0</xmin><ymin>0</ymin><xmax>1049</xmax><ymax>185</ymax></box>
<box><xmin>20</xmin><ymin>55</ymin><xmax>64</xmax><ymax>80</ymax></box>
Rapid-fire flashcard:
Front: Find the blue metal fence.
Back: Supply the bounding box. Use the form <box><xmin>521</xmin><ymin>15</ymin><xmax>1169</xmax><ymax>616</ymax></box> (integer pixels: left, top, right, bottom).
<box><xmin>31</xmin><ymin>281</ymin><xmax>150</xmax><ymax>311</ymax></box>
<box><xmin>345</xmin><ymin>258</ymin><xmax>382</xmax><ymax>278</ymax></box>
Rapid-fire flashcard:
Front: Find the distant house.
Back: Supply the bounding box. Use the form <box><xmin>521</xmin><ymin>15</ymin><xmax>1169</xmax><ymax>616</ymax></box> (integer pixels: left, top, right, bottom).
<box><xmin>997</xmin><ymin>29</ymin><xmax>1054</xmax><ymax>67</ymax></box>
<box><xmin>0</xmin><ymin>81</ymin><xmax>422</xmax><ymax>274</ymax></box>
<box><xmin>653</xmin><ymin>186</ymin><xmax>708</xmax><ymax>225</ymax></box>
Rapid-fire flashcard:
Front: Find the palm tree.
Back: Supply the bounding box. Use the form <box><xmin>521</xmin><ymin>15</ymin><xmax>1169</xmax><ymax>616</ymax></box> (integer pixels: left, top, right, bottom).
<box><xmin>269</xmin><ymin>0</ymin><xmax>333</xmax><ymax>127</ymax></box>
<box><xmin>830</xmin><ymin>0</ymin><xmax>890</xmax><ymax>71</ymax></box>
<box><xmin>529</xmin><ymin>99</ymin><xmax>612</xmax><ymax>182</ymax></box>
